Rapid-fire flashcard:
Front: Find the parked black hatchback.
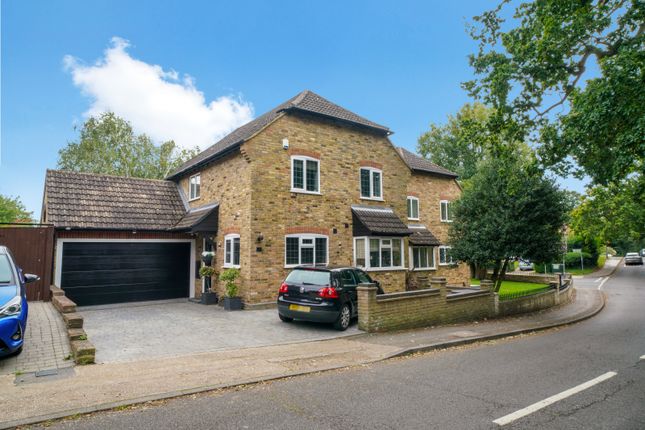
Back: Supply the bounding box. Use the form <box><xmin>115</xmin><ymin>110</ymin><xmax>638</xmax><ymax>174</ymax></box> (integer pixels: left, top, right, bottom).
<box><xmin>277</xmin><ymin>266</ymin><xmax>382</xmax><ymax>331</ymax></box>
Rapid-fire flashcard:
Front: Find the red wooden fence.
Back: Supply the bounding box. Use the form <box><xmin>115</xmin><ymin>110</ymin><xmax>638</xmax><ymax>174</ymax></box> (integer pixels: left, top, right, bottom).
<box><xmin>0</xmin><ymin>225</ymin><xmax>54</xmax><ymax>301</ymax></box>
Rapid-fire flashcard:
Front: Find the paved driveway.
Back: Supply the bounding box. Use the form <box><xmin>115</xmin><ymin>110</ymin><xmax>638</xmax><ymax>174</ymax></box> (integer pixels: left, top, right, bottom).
<box><xmin>80</xmin><ymin>300</ymin><xmax>361</xmax><ymax>363</ymax></box>
<box><xmin>0</xmin><ymin>302</ymin><xmax>73</xmax><ymax>375</ymax></box>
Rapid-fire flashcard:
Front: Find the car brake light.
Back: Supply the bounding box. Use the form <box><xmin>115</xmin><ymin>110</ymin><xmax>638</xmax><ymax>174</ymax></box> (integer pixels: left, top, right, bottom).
<box><xmin>279</xmin><ymin>282</ymin><xmax>289</xmax><ymax>293</ymax></box>
<box><xmin>318</xmin><ymin>286</ymin><xmax>339</xmax><ymax>299</ymax></box>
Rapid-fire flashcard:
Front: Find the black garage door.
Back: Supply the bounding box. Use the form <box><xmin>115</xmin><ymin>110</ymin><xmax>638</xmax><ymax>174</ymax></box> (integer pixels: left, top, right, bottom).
<box><xmin>60</xmin><ymin>242</ymin><xmax>191</xmax><ymax>306</ymax></box>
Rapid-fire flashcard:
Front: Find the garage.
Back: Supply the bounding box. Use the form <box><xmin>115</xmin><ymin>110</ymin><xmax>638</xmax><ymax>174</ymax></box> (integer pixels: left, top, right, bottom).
<box><xmin>59</xmin><ymin>241</ymin><xmax>192</xmax><ymax>306</ymax></box>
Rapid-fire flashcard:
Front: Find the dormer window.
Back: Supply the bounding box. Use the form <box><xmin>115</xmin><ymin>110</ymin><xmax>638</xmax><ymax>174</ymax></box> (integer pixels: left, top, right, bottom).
<box><xmin>291</xmin><ymin>156</ymin><xmax>320</xmax><ymax>194</ymax></box>
<box><xmin>360</xmin><ymin>167</ymin><xmax>382</xmax><ymax>200</ymax></box>
<box><xmin>189</xmin><ymin>174</ymin><xmax>201</xmax><ymax>201</ymax></box>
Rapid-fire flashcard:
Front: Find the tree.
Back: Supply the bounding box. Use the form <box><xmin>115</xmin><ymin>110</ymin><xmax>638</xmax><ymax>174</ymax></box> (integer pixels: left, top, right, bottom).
<box><xmin>449</xmin><ymin>155</ymin><xmax>569</xmax><ymax>291</ymax></box>
<box><xmin>417</xmin><ymin>103</ymin><xmax>493</xmax><ymax>181</ymax></box>
<box><xmin>0</xmin><ymin>194</ymin><xmax>33</xmax><ymax>223</ymax></box>
<box><xmin>571</xmin><ymin>175</ymin><xmax>645</xmax><ymax>252</ymax></box>
<box><xmin>465</xmin><ymin>0</ymin><xmax>644</xmax><ymax>185</ymax></box>
<box><xmin>58</xmin><ymin>112</ymin><xmax>199</xmax><ymax>179</ymax></box>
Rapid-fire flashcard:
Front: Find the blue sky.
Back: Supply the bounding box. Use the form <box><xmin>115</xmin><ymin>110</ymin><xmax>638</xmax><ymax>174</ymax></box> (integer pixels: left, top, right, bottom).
<box><xmin>1</xmin><ymin>0</ymin><xmax>587</xmax><ymax>219</ymax></box>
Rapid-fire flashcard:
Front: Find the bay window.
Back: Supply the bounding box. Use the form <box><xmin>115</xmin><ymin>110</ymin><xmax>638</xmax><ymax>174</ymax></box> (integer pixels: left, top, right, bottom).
<box><xmin>411</xmin><ymin>246</ymin><xmax>435</xmax><ymax>270</ymax></box>
<box><xmin>354</xmin><ymin>237</ymin><xmax>404</xmax><ymax>270</ymax></box>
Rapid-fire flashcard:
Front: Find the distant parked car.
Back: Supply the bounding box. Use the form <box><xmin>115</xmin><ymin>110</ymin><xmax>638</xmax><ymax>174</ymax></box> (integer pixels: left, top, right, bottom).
<box><xmin>518</xmin><ymin>260</ymin><xmax>534</xmax><ymax>271</ymax></box>
<box><xmin>0</xmin><ymin>246</ymin><xmax>39</xmax><ymax>357</ymax></box>
<box><xmin>624</xmin><ymin>253</ymin><xmax>644</xmax><ymax>266</ymax></box>
<box><xmin>277</xmin><ymin>266</ymin><xmax>383</xmax><ymax>331</ymax></box>
<box><xmin>640</xmin><ymin>249</ymin><xmax>645</xmax><ymax>257</ymax></box>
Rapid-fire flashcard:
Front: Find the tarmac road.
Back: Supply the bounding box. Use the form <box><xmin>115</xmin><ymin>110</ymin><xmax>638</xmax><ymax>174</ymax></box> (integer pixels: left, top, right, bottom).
<box><xmin>33</xmin><ymin>262</ymin><xmax>645</xmax><ymax>430</ymax></box>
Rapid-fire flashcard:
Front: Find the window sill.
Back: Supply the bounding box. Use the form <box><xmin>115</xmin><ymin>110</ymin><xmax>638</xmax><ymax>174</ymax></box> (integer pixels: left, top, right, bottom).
<box><xmin>363</xmin><ymin>267</ymin><xmax>406</xmax><ymax>272</ymax></box>
<box><xmin>222</xmin><ymin>264</ymin><xmax>241</xmax><ymax>269</ymax></box>
<box><xmin>360</xmin><ymin>197</ymin><xmax>384</xmax><ymax>202</ymax></box>
<box><xmin>438</xmin><ymin>263</ymin><xmax>455</xmax><ymax>266</ymax></box>
<box><xmin>189</xmin><ymin>196</ymin><xmax>201</xmax><ymax>202</ymax></box>
<box><xmin>410</xmin><ymin>267</ymin><xmax>436</xmax><ymax>272</ymax></box>
<box><xmin>440</xmin><ymin>220</ymin><xmax>453</xmax><ymax>223</ymax></box>
<box><xmin>291</xmin><ymin>189</ymin><xmax>322</xmax><ymax>196</ymax></box>
<box><xmin>408</xmin><ymin>217</ymin><xmax>420</xmax><ymax>221</ymax></box>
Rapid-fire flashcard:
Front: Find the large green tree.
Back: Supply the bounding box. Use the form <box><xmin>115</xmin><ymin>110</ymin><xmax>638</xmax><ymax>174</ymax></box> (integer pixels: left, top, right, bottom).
<box><xmin>417</xmin><ymin>103</ymin><xmax>492</xmax><ymax>181</ymax></box>
<box><xmin>449</xmin><ymin>155</ymin><xmax>570</xmax><ymax>291</ymax></box>
<box><xmin>0</xmin><ymin>194</ymin><xmax>33</xmax><ymax>223</ymax></box>
<box><xmin>465</xmin><ymin>0</ymin><xmax>644</xmax><ymax>185</ymax></box>
<box><xmin>58</xmin><ymin>112</ymin><xmax>199</xmax><ymax>179</ymax></box>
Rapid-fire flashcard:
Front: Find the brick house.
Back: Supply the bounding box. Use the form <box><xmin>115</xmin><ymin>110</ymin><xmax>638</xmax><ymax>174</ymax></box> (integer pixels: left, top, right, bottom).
<box><xmin>42</xmin><ymin>90</ymin><xmax>469</xmax><ymax>307</ymax></box>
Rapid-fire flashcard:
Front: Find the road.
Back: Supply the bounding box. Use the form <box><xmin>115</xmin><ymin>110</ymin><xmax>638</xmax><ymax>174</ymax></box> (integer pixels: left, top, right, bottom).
<box><xmin>34</xmin><ymin>263</ymin><xmax>644</xmax><ymax>429</ymax></box>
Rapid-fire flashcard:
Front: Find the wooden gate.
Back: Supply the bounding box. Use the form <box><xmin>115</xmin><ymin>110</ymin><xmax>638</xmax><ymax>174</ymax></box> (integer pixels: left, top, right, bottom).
<box><xmin>0</xmin><ymin>225</ymin><xmax>54</xmax><ymax>301</ymax></box>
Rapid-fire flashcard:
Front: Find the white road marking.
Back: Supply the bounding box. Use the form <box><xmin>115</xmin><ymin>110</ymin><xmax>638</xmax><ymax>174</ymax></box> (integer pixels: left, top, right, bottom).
<box><xmin>493</xmin><ymin>371</ymin><xmax>618</xmax><ymax>426</ymax></box>
<box><xmin>597</xmin><ymin>277</ymin><xmax>610</xmax><ymax>290</ymax></box>
<box><xmin>594</xmin><ymin>277</ymin><xmax>602</xmax><ymax>283</ymax></box>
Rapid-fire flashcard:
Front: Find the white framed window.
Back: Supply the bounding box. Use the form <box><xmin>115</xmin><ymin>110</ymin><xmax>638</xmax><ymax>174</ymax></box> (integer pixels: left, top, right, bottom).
<box><xmin>224</xmin><ymin>234</ymin><xmax>240</xmax><ymax>268</ymax></box>
<box><xmin>353</xmin><ymin>237</ymin><xmax>404</xmax><ymax>270</ymax></box>
<box><xmin>189</xmin><ymin>174</ymin><xmax>201</xmax><ymax>201</ymax></box>
<box><xmin>440</xmin><ymin>200</ymin><xmax>452</xmax><ymax>222</ymax></box>
<box><xmin>291</xmin><ymin>156</ymin><xmax>320</xmax><ymax>194</ymax></box>
<box><xmin>359</xmin><ymin>167</ymin><xmax>383</xmax><ymax>200</ymax></box>
<box><xmin>407</xmin><ymin>196</ymin><xmax>419</xmax><ymax>220</ymax></box>
<box><xmin>410</xmin><ymin>246</ymin><xmax>435</xmax><ymax>270</ymax></box>
<box><xmin>439</xmin><ymin>246</ymin><xmax>454</xmax><ymax>265</ymax></box>
<box><xmin>285</xmin><ymin>234</ymin><xmax>328</xmax><ymax>267</ymax></box>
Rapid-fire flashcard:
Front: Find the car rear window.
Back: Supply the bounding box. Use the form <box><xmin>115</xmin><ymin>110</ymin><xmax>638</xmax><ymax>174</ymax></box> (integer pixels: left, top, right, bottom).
<box><xmin>0</xmin><ymin>255</ymin><xmax>14</xmax><ymax>284</ymax></box>
<box><xmin>285</xmin><ymin>269</ymin><xmax>331</xmax><ymax>286</ymax></box>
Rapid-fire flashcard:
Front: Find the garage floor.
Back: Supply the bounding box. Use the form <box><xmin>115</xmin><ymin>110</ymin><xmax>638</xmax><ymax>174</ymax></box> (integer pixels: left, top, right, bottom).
<box><xmin>80</xmin><ymin>300</ymin><xmax>362</xmax><ymax>363</ymax></box>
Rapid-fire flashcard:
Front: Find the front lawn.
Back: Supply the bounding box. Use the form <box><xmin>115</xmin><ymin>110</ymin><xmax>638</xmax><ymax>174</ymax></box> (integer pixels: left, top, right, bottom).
<box><xmin>471</xmin><ymin>279</ymin><xmax>549</xmax><ymax>298</ymax></box>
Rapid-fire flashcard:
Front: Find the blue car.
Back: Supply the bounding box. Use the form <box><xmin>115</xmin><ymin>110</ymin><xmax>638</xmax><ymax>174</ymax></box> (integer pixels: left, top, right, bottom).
<box><xmin>0</xmin><ymin>246</ymin><xmax>38</xmax><ymax>357</ymax></box>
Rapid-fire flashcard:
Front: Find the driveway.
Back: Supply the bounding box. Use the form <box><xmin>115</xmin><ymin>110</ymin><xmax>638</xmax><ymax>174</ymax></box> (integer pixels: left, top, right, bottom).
<box><xmin>80</xmin><ymin>300</ymin><xmax>362</xmax><ymax>363</ymax></box>
<box><xmin>0</xmin><ymin>302</ymin><xmax>73</xmax><ymax>375</ymax></box>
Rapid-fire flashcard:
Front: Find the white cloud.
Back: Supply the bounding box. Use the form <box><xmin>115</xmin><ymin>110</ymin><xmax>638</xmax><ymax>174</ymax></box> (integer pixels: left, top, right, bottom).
<box><xmin>64</xmin><ymin>37</ymin><xmax>253</xmax><ymax>150</ymax></box>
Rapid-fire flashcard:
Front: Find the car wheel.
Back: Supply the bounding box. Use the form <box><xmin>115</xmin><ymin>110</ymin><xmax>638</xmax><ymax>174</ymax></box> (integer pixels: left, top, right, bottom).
<box><xmin>279</xmin><ymin>314</ymin><xmax>293</xmax><ymax>323</ymax></box>
<box><xmin>334</xmin><ymin>304</ymin><xmax>351</xmax><ymax>331</ymax></box>
<box><xmin>11</xmin><ymin>346</ymin><xmax>23</xmax><ymax>356</ymax></box>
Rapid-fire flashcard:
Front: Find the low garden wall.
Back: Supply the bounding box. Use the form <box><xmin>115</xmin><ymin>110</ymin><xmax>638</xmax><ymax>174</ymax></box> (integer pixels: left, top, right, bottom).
<box><xmin>357</xmin><ymin>277</ymin><xmax>495</xmax><ymax>332</ymax></box>
<box><xmin>501</xmin><ymin>272</ymin><xmax>566</xmax><ymax>285</ymax></box>
<box><xmin>357</xmin><ymin>277</ymin><xmax>575</xmax><ymax>333</ymax></box>
<box><xmin>50</xmin><ymin>286</ymin><xmax>96</xmax><ymax>364</ymax></box>
<box><xmin>498</xmin><ymin>278</ymin><xmax>574</xmax><ymax>317</ymax></box>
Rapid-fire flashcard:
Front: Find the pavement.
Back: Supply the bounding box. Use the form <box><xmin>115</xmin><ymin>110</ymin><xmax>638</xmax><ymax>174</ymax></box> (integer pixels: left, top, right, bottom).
<box><xmin>80</xmin><ymin>299</ymin><xmax>360</xmax><ymax>363</ymax></box>
<box><xmin>0</xmin><ymin>276</ymin><xmax>606</xmax><ymax>429</ymax></box>
<box><xmin>0</xmin><ymin>302</ymin><xmax>72</xmax><ymax>376</ymax></box>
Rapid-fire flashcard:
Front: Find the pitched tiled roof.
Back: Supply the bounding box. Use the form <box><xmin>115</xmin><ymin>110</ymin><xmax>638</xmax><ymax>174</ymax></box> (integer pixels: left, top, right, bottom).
<box><xmin>408</xmin><ymin>225</ymin><xmax>441</xmax><ymax>246</ymax></box>
<box><xmin>44</xmin><ymin>170</ymin><xmax>187</xmax><ymax>230</ymax></box>
<box><xmin>167</xmin><ymin>90</ymin><xmax>390</xmax><ymax>179</ymax></box>
<box><xmin>397</xmin><ymin>147</ymin><xmax>458</xmax><ymax>178</ymax></box>
<box><xmin>351</xmin><ymin>205</ymin><xmax>411</xmax><ymax>236</ymax></box>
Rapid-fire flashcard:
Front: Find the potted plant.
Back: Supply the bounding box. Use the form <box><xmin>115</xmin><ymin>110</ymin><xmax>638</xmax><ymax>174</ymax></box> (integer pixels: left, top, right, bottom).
<box><xmin>220</xmin><ymin>268</ymin><xmax>242</xmax><ymax>311</ymax></box>
<box><xmin>198</xmin><ymin>265</ymin><xmax>218</xmax><ymax>305</ymax></box>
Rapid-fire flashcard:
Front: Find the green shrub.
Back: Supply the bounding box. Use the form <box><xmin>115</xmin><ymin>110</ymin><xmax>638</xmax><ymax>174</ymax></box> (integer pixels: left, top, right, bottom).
<box><xmin>198</xmin><ymin>266</ymin><xmax>217</xmax><ymax>278</ymax></box>
<box><xmin>564</xmin><ymin>252</ymin><xmax>595</xmax><ymax>269</ymax></box>
<box><xmin>219</xmin><ymin>269</ymin><xmax>240</xmax><ymax>298</ymax></box>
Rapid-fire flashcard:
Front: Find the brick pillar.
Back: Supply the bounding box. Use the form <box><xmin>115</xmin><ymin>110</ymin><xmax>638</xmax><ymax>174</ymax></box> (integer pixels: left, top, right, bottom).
<box><xmin>357</xmin><ymin>283</ymin><xmax>378</xmax><ymax>332</ymax></box>
<box><xmin>480</xmin><ymin>279</ymin><xmax>494</xmax><ymax>292</ymax></box>
<box><xmin>430</xmin><ymin>276</ymin><xmax>447</xmax><ymax>300</ymax></box>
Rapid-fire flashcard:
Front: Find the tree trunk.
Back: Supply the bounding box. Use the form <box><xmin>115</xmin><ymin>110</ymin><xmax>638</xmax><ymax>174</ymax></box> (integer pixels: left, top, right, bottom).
<box><xmin>495</xmin><ymin>258</ymin><xmax>510</xmax><ymax>292</ymax></box>
<box><xmin>491</xmin><ymin>259</ymin><xmax>501</xmax><ymax>285</ymax></box>
<box><xmin>476</xmin><ymin>264</ymin><xmax>488</xmax><ymax>280</ymax></box>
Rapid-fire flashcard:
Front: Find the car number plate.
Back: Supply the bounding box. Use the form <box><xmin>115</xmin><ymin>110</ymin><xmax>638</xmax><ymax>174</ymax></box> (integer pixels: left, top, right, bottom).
<box><xmin>289</xmin><ymin>304</ymin><xmax>311</xmax><ymax>313</ymax></box>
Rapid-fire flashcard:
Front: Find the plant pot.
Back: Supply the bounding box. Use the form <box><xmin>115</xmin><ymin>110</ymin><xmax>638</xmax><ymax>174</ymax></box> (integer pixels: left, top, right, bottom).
<box><xmin>223</xmin><ymin>297</ymin><xmax>243</xmax><ymax>311</ymax></box>
<box><xmin>200</xmin><ymin>291</ymin><xmax>218</xmax><ymax>305</ymax></box>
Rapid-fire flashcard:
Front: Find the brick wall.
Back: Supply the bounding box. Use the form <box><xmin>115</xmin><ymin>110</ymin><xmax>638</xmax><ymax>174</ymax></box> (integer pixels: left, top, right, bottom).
<box><xmin>498</xmin><ymin>280</ymin><xmax>575</xmax><ymax>317</ymax></box>
<box><xmin>358</xmin><ymin>277</ymin><xmax>495</xmax><ymax>332</ymax></box>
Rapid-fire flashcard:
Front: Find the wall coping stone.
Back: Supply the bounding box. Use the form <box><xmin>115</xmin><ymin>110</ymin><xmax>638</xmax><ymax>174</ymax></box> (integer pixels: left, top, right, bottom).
<box><xmin>376</xmin><ymin>288</ymin><xmax>441</xmax><ymax>303</ymax></box>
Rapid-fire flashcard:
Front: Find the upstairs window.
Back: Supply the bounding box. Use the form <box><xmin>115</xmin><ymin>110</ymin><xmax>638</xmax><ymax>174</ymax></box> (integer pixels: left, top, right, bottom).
<box><xmin>439</xmin><ymin>246</ymin><xmax>454</xmax><ymax>265</ymax></box>
<box><xmin>360</xmin><ymin>168</ymin><xmax>382</xmax><ymax>200</ymax></box>
<box><xmin>285</xmin><ymin>235</ymin><xmax>328</xmax><ymax>267</ymax></box>
<box><xmin>224</xmin><ymin>234</ymin><xmax>240</xmax><ymax>268</ymax></box>
<box><xmin>292</xmin><ymin>156</ymin><xmax>320</xmax><ymax>194</ymax></box>
<box><xmin>189</xmin><ymin>174</ymin><xmax>201</xmax><ymax>200</ymax></box>
<box><xmin>407</xmin><ymin>196</ymin><xmax>419</xmax><ymax>220</ymax></box>
<box><xmin>440</xmin><ymin>200</ymin><xmax>452</xmax><ymax>222</ymax></box>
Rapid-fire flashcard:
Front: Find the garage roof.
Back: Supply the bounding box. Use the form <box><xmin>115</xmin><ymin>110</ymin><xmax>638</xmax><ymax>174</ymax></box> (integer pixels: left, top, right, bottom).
<box><xmin>44</xmin><ymin>170</ymin><xmax>188</xmax><ymax>231</ymax></box>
